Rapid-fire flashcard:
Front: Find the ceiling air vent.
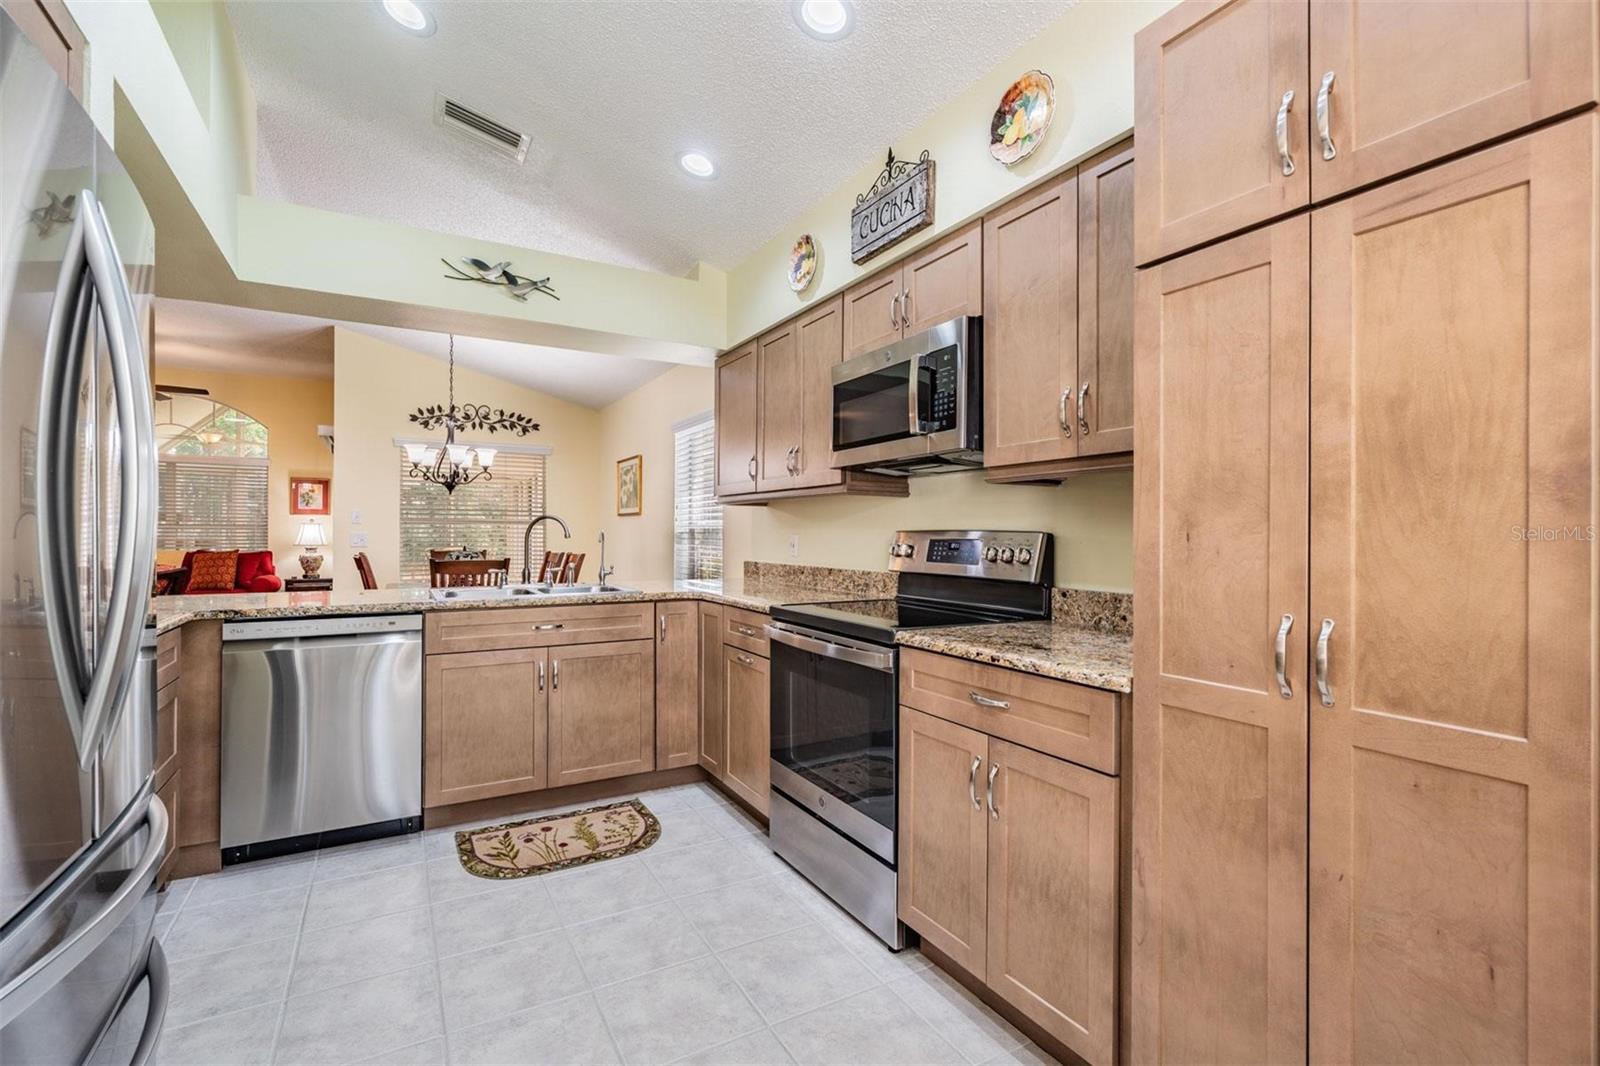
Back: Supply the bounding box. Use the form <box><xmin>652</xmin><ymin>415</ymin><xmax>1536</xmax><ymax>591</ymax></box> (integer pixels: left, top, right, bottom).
<box><xmin>434</xmin><ymin>94</ymin><xmax>530</xmax><ymax>163</ymax></box>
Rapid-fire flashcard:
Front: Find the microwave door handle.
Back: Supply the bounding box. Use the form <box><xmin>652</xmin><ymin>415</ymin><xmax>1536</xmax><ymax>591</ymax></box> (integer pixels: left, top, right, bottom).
<box><xmin>906</xmin><ymin>353</ymin><xmax>925</xmax><ymax>436</ymax></box>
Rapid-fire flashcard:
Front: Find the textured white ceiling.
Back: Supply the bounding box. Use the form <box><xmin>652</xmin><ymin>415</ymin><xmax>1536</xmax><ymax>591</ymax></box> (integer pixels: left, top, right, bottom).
<box><xmin>154</xmin><ymin>298</ymin><xmax>672</xmax><ymax>408</ymax></box>
<box><xmin>225</xmin><ymin>0</ymin><xmax>1074</xmax><ymax>276</ymax></box>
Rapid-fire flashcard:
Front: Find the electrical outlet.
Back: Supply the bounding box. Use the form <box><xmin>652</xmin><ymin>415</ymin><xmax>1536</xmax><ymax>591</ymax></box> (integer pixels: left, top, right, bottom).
<box><xmin>350</xmin><ymin>532</ymin><xmax>369</xmax><ymax>548</ymax></box>
<box><xmin>788</xmin><ymin>535</ymin><xmax>799</xmax><ymax>559</ymax></box>
<box><xmin>350</xmin><ymin>510</ymin><xmax>364</xmax><ymax>525</ymax></box>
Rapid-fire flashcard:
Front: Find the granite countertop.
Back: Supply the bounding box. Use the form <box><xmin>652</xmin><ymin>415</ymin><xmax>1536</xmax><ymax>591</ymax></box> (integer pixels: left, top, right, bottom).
<box><xmin>148</xmin><ymin>576</ymin><xmax>864</xmax><ymax>634</ymax></box>
<box><xmin>896</xmin><ymin>620</ymin><xmax>1133</xmax><ymax>693</ymax></box>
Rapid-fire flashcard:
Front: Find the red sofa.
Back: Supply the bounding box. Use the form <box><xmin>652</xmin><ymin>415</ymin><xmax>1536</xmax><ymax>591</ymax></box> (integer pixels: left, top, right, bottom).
<box><xmin>169</xmin><ymin>550</ymin><xmax>284</xmax><ymax>594</ymax></box>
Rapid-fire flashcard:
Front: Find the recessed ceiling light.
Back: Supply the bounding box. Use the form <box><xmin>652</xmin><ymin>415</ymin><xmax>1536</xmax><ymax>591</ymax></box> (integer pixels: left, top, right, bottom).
<box><xmin>793</xmin><ymin>0</ymin><xmax>855</xmax><ymax>40</ymax></box>
<box><xmin>679</xmin><ymin>152</ymin><xmax>717</xmax><ymax>179</ymax></box>
<box><xmin>382</xmin><ymin>0</ymin><xmax>435</xmax><ymax>36</ymax></box>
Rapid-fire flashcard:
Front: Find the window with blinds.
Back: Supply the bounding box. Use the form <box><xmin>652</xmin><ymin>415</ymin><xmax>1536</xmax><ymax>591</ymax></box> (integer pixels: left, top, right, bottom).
<box><xmin>156</xmin><ymin>457</ymin><xmax>269</xmax><ymax>552</ymax></box>
<box><xmin>398</xmin><ymin>449</ymin><xmax>547</xmax><ymax>582</ymax></box>
<box><xmin>673</xmin><ymin>415</ymin><xmax>722</xmax><ymax>584</ymax></box>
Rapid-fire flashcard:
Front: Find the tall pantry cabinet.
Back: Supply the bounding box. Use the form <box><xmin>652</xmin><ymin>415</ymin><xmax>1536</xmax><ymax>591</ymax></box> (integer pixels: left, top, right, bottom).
<box><xmin>1132</xmin><ymin>2</ymin><xmax>1598</xmax><ymax>1063</ymax></box>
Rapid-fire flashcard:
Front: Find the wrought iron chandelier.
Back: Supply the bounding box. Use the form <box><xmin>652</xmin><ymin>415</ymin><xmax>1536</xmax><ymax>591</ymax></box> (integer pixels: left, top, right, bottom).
<box><xmin>405</xmin><ymin>334</ymin><xmax>541</xmax><ymax>493</ymax></box>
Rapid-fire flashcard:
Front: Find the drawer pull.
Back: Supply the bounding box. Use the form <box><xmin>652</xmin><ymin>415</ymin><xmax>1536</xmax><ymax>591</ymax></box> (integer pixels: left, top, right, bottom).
<box><xmin>735</xmin><ymin>653</ymin><xmax>756</xmax><ymax>666</ymax></box>
<box><xmin>531</xmin><ymin>623</ymin><xmax>564</xmax><ymax>632</ymax></box>
<box><xmin>736</xmin><ymin>625</ymin><xmax>759</xmax><ymax>638</ymax></box>
<box><xmin>969</xmin><ymin>691</ymin><xmax>1010</xmax><ymax>710</ymax></box>
<box><xmin>968</xmin><ymin>756</ymin><xmax>981</xmax><ymax>810</ymax></box>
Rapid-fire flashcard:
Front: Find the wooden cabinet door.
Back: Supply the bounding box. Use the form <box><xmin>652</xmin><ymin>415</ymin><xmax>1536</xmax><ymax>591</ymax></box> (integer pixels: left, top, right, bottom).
<box><xmin>721</xmin><ymin>645</ymin><xmax>769</xmax><ymax>815</ymax></box>
<box><xmin>1135</xmin><ymin>0</ymin><xmax>1310</xmax><ymax>265</ymax></box>
<box><xmin>756</xmin><ymin>319</ymin><xmax>803</xmax><ymax>492</ymax></box>
<box><xmin>898</xmin><ymin>707</ymin><xmax>990</xmax><ymax>979</ymax></box>
<box><xmin>654</xmin><ymin>603</ymin><xmax>699</xmax><ymax>770</ymax></box>
<box><xmin>983</xmin><ymin>172</ymin><xmax>1078</xmax><ymax>468</ymax></box>
<box><xmin>986</xmin><ymin>739</ymin><xmax>1118</xmax><ymax>1065</ymax></box>
<box><xmin>902</xmin><ymin>221</ymin><xmax>983</xmax><ymax>335</ymax></box>
<box><xmin>697</xmin><ymin>604</ymin><xmax>725</xmax><ymax>777</ymax></box>
<box><xmin>841</xmin><ymin>268</ymin><xmax>904</xmax><ymax>357</ymax></box>
<box><xmin>715</xmin><ymin>342</ymin><xmax>759</xmax><ymax>496</ymax></box>
<box><xmin>1132</xmin><ymin>216</ymin><xmax>1310</xmax><ymax>1065</ymax></box>
<box><xmin>794</xmin><ymin>297</ymin><xmax>845</xmax><ymax>489</ymax></box>
<box><xmin>424</xmin><ymin>648</ymin><xmax>547</xmax><ymax>807</ymax></box>
<box><xmin>1309</xmin><ymin>0</ymin><xmax>1597</xmax><ymax>201</ymax></box>
<box><xmin>1307</xmin><ymin>116</ymin><xmax>1596</xmax><ymax>1066</ymax></box>
<box><xmin>1076</xmin><ymin>141</ymin><xmax>1136</xmax><ymax>457</ymax></box>
<box><xmin>547</xmin><ymin>640</ymin><xmax>655</xmax><ymax>788</ymax></box>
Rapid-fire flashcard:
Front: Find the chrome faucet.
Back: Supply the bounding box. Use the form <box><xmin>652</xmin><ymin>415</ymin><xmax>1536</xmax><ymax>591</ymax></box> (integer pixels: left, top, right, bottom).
<box><xmin>520</xmin><ymin>513</ymin><xmax>572</xmax><ymax>584</ymax></box>
<box><xmin>597</xmin><ymin>531</ymin><xmax>614</xmax><ymax>586</ymax></box>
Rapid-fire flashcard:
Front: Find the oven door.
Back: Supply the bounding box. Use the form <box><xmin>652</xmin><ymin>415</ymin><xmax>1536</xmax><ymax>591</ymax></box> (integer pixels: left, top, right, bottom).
<box><xmin>768</xmin><ymin>623</ymin><xmax>897</xmax><ymax>864</ymax></box>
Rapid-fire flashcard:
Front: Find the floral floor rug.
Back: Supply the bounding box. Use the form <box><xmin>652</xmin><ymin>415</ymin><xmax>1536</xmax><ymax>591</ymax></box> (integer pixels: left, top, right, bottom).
<box><xmin>455</xmin><ymin>799</ymin><xmax>659</xmax><ymax>879</ymax></box>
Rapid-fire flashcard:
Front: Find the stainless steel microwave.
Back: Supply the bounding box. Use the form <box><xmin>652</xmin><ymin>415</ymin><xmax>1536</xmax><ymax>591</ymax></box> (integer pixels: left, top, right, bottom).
<box><xmin>829</xmin><ymin>315</ymin><xmax>982</xmax><ymax>475</ymax></box>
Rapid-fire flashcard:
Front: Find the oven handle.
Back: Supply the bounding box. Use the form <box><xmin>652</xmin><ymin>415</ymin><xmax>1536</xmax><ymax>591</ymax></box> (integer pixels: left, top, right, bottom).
<box><xmin>765</xmin><ymin>623</ymin><xmax>895</xmax><ymax>674</ymax></box>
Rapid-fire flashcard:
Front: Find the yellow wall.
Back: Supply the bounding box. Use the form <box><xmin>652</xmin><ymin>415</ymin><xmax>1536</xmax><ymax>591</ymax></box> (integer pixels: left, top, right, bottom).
<box><xmin>149</xmin><ymin>364</ymin><xmax>334</xmax><ymax>573</ymax></box>
<box><xmin>330</xmin><ymin>329</ymin><xmax>606</xmax><ymax>590</ymax></box>
<box><xmin>595</xmin><ymin>365</ymin><xmax>715</xmax><ymax>583</ymax></box>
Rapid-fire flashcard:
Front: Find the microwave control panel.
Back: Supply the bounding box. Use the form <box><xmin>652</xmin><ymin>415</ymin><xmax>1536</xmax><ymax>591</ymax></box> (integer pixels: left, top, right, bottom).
<box><xmin>922</xmin><ymin>346</ymin><xmax>961</xmax><ymax>432</ymax></box>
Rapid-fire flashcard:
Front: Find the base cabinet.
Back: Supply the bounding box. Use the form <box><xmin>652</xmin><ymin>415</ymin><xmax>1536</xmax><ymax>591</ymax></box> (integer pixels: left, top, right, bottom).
<box><xmin>698</xmin><ymin>604</ymin><xmax>725</xmax><ymax>775</ymax></box>
<box><xmin>899</xmin><ymin>668</ymin><xmax>1122</xmax><ymax>1065</ymax></box>
<box><xmin>721</xmin><ymin>643</ymin><xmax>770</xmax><ymax>815</ymax></box>
<box><xmin>654</xmin><ymin>602</ymin><xmax>700</xmax><ymax>769</ymax></box>
<box><xmin>424</xmin><ymin>647</ymin><xmax>548</xmax><ymax>807</ymax></box>
<box><xmin>547</xmin><ymin>640</ymin><xmax>655</xmax><ymax>788</ymax></box>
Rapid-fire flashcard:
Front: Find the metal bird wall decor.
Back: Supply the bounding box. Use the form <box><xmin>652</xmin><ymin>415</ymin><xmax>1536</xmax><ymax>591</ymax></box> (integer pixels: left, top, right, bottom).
<box><xmin>441</xmin><ymin>257</ymin><xmax>559</xmax><ymax>301</ymax></box>
<box><xmin>29</xmin><ymin>192</ymin><xmax>76</xmax><ymax>238</ymax></box>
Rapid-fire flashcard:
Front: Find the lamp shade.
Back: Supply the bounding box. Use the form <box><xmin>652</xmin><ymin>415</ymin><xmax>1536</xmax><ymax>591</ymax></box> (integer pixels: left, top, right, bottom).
<box><xmin>295</xmin><ymin>520</ymin><xmax>329</xmax><ymax>548</ymax></box>
<box><xmin>473</xmin><ymin>447</ymin><xmax>497</xmax><ymax>469</ymax></box>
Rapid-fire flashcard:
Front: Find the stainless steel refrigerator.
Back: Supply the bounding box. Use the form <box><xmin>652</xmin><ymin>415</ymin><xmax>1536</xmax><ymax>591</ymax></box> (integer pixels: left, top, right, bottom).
<box><xmin>0</xmin><ymin>10</ymin><xmax>167</xmax><ymax>1065</ymax></box>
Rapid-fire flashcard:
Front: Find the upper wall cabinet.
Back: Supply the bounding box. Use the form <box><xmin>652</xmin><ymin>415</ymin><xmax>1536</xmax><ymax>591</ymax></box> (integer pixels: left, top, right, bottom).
<box><xmin>756</xmin><ymin>319</ymin><xmax>802</xmax><ymax>493</ymax></box>
<box><xmin>714</xmin><ymin>342</ymin><xmax>759</xmax><ymax>497</ymax></box>
<box><xmin>983</xmin><ymin>141</ymin><xmax>1136</xmax><ymax>479</ymax></box>
<box><xmin>1135</xmin><ymin>0</ymin><xmax>1598</xmax><ymax>265</ymax></box>
<box><xmin>842</xmin><ymin>222</ymin><xmax>983</xmax><ymax>357</ymax></box>
<box><xmin>1134</xmin><ymin>0</ymin><xmax>1310</xmax><ymax>266</ymax></box>
<box><xmin>1308</xmin><ymin>0</ymin><xmax>1597</xmax><ymax>201</ymax></box>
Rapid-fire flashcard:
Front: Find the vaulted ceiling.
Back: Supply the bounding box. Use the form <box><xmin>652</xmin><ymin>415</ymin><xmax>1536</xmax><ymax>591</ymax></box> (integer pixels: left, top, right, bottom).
<box><xmin>226</xmin><ymin>0</ymin><xmax>1074</xmax><ymax>277</ymax></box>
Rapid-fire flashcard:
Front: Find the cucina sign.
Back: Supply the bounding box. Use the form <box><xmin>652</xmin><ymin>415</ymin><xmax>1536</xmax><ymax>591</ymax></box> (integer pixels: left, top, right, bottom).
<box><xmin>851</xmin><ymin>149</ymin><xmax>936</xmax><ymax>264</ymax></box>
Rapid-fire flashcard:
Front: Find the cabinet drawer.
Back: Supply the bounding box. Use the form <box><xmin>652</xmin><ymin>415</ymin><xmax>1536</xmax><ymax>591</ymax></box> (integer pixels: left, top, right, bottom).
<box><xmin>900</xmin><ymin>649</ymin><xmax>1118</xmax><ymax>775</ymax></box>
<box><xmin>154</xmin><ymin>679</ymin><xmax>178</xmax><ymax>787</ymax></box>
<box><xmin>425</xmin><ymin>602</ymin><xmax>654</xmax><ymax>654</ymax></box>
<box><xmin>155</xmin><ymin>627</ymin><xmax>181</xmax><ymax>691</ymax></box>
<box><xmin>721</xmin><ymin>607</ymin><xmax>770</xmax><ymax>656</ymax></box>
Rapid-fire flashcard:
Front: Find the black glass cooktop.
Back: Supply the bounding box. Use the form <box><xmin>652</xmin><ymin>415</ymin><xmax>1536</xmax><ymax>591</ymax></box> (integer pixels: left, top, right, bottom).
<box><xmin>771</xmin><ymin>597</ymin><xmax>1004</xmax><ymax>646</ymax></box>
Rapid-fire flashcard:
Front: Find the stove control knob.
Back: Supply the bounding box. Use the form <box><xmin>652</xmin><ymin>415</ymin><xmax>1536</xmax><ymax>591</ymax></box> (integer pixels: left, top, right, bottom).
<box><xmin>1017</xmin><ymin>547</ymin><xmax>1034</xmax><ymax>566</ymax></box>
<box><xmin>999</xmin><ymin>547</ymin><xmax>1016</xmax><ymax>564</ymax></box>
<box><xmin>984</xmin><ymin>546</ymin><xmax>1000</xmax><ymax>563</ymax></box>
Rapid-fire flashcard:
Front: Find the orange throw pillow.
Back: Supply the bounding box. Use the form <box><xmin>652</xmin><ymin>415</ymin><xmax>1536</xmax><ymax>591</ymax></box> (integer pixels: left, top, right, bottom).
<box><xmin>187</xmin><ymin>550</ymin><xmax>239</xmax><ymax>592</ymax></box>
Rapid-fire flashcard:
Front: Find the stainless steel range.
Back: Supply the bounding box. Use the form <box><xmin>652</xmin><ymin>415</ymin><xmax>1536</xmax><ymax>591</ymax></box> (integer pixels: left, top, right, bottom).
<box><xmin>766</xmin><ymin>530</ymin><xmax>1052</xmax><ymax>948</ymax></box>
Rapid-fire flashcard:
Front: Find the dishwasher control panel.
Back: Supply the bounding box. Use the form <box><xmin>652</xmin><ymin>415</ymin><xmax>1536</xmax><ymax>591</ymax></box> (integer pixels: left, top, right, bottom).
<box><xmin>221</xmin><ymin>614</ymin><xmax>423</xmax><ymax>641</ymax></box>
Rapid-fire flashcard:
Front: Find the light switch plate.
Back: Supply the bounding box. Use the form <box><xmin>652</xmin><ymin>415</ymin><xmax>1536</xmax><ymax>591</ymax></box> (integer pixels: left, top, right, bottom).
<box><xmin>350</xmin><ymin>532</ymin><xmax>369</xmax><ymax>547</ymax></box>
<box><xmin>788</xmin><ymin>535</ymin><xmax>799</xmax><ymax>559</ymax></box>
<box><xmin>350</xmin><ymin>510</ymin><xmax>364</xmax><ymax>525</ymax></box>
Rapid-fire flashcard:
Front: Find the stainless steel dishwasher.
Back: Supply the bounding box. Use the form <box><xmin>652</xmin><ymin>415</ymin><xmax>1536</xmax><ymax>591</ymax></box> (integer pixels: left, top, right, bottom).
<box><xmin>220</xmin><ymin>614</ymin><xmax>422</xmax><ymax>863</ymax></box>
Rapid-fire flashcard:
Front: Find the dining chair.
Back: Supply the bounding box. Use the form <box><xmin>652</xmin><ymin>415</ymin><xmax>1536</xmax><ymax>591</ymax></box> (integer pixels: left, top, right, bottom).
<box><xmin>354</xmin><ymin>552</ymin><xmax>378</xmax><ymax>591</ymax></box>
<box><xmin>430</xmin><ymin>557</ymin><xmax>511</xmax><ymax>587</ymax></box>
<box><xmin>539</xmin><ymin>551</ymin><xmax>585</xmax><ymax>583</ymax></box>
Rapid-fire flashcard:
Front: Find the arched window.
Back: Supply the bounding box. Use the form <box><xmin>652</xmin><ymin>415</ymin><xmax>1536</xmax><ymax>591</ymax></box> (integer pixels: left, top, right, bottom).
<box><xmin>155</xmin><ymin>394</ymin><xmax>270</xmax><ymax>551</ymax></box>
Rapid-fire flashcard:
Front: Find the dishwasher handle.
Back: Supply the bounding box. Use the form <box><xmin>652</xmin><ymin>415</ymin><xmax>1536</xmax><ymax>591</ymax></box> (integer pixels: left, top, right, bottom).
<box><xmin>222</xmin><ymin>615</ymin><xmax>422</xmax><ymax>642</ymax></box>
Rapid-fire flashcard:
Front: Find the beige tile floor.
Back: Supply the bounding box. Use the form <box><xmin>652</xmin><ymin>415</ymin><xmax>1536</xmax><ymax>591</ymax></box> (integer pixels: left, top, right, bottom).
<box><xmin>142</xmin><ymin>782</ymin><xmax>1058</xmax><ymax>1065</ymax></box>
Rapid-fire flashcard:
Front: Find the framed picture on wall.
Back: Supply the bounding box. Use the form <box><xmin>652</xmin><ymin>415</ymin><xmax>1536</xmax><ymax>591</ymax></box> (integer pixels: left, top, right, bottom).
<box><xmin>616</xmin><ymin>455</ymin><xmax>642</xmax><ymax>516</ymax></box>
<box><xmin>290</xmin><ymin>476</ymin><xmax>330</xmax><ymax>515</ymax></box>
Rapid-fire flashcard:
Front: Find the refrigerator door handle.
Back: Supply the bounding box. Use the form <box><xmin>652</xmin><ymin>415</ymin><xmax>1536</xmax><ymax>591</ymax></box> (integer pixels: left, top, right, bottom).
<box><xmin>114</xmin><ymin>938</ymin><xmax>169</xmax><ymax>1066</ymax></box>
<box><xmin>76</xmin><ymin>190</ymin><xmax>157</xmax><ymax>769</ymax></box>
<box><xmin>36</xmin><ymin>193</ymin><xmax>94</xmax><ymax>755</ymax></box>
<box><xmin>0</xmin><ymin>791</ymin><xmax>167</xmax><ymax>1028</ymax></box>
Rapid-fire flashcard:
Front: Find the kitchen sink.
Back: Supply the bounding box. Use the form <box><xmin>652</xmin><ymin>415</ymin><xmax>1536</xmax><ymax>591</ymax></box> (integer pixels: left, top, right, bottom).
<box><xmin>428</xmin><ymin>583</ymin><xmax>638</xmax><ymax>601</ymax></box>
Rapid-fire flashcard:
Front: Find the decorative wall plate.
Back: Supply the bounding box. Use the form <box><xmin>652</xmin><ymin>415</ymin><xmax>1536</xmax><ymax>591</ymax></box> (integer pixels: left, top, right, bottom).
<box><xmin>788</xmin><ymin>234</ymin><xmax>817</xmax><ymax>293</ymax></box>
<box><xmin>989</xmin><ymin>70</ymin><xmax>1055</xmax><ymax>166</ymax></box>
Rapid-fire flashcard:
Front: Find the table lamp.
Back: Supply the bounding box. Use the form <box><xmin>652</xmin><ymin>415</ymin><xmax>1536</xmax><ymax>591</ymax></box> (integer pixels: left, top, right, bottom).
<box><xmin>295</xmin><ymin>519</ymin><xmax>329</xmax><ymax>578</ymax></box>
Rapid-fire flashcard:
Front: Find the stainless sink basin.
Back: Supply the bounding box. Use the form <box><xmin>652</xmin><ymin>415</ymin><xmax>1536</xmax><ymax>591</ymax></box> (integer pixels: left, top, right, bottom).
<box><xmin>428</xmin><ymin>583</ymin><xmax>637</xmax><ymax>602</ymax></box>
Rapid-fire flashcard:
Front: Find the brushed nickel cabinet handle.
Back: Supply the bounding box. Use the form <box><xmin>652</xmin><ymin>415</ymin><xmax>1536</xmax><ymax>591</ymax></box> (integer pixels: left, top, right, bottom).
<box><xmin>890</xmin><ymin>291</ymin><xmax>901</xmax><ymax>330</ymax></box>
<box><xmin>969</xmin><ymin>691</ymin><xmax>1010</xmax><ymax>710</ymax></box>
<box><xmin>1058</xmin><ymin>389</ymin><xmax>1074</xmax><ymax>436</ymax></box>
<box><xmin>986</xmin><ymin>763</ymin><xmax>1000</xmax><ymax>820</ymax></box>
<box><xmin>748</xmin><ymin>455</ymin><xmax>757</xmax><ymax>481</ymax></box>
<box><xmin>736</xmin><ymin>624</ymin><xmax>760</xmax><ymax>638</ymax></box>
<box><xmin>531</xmin><ymin>623</ymin><xmax>563</xmax><ymax>631</ymax></box>
<box><xmin>968</xmin><ymin>756</ymin><xmax>981</xmax><ymax>810</ymax></box>
<box><xmin>901</xmin><ymin>289</ymin><xmax>912</xmax><ymax>330</ymax></box>
<box><xmin>552</xmin><ymin>659</ymin><xmax>559</xmax><ymax>689</ymax></box>
<box><xmin>659</xmin><ymin>615</ymin><xmax>667</xmax><ymax>639</ymax></box>
<box><xmin>1316</xmin><ymin>71</ymin><xmax>1337</xmax><ymax>160</ymax></box>
<box><xmin>1316</xmin><ymin>618</ymin><xmax>1336</xmax><ymax>707</ymax></box>
<box><xmin>1275</xmin><ymin>89</ymin><xmax>1296</xmax><ymax>176</ymax></box>
<box><xmin>537</xmin><ymin>660</ymin><xmax>545</xmax><ymax>692</ymax></box>
<box><xmin>1275</xmin><ymin>613</ymin><xmax>1294</xmax><ymax>699</ymax></box>
<box><xmin>1077</xmin><ymin>382</ymin><xmax>1091</xmax><ymax>437</ymax></box>
<box><xmin>736</xmin><ymin>653</ymin><xmax>756</xmax><ymax>666</ymax></box>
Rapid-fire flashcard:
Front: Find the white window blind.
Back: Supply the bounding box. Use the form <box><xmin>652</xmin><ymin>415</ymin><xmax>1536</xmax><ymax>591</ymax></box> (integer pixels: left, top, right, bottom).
<box><xmin>156</xmin><ymin>456</ymin><xmax>269</xmax><ymax>552</ymax></box>
<box><xmin>398</xmin><ymin>449</ymin><xmax>546</xmax><ymax>582</ymax></box>
<box><xmin>673</xmin><ymin>415</ymin><xmax>722</xmax><ymax>583</ymax></box>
